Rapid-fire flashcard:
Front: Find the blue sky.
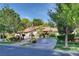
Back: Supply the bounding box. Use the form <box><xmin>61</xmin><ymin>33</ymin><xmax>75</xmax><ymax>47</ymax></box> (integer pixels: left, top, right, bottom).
<box><xmin>0</xmin><ymin>3</ymin><xmax>56</xmax><ymax>22</ymax></box>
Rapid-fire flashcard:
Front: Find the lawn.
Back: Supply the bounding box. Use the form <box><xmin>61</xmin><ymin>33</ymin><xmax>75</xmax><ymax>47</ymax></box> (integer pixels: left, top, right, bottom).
<box><xmin>0</xmin><ymin>41</ymin><xmax>16</xmax><ymax>46</ymax></box>
<box><xmin>55</xmin><ymin>41</ymin><xmax>79</xmax><ymax>51</ymax></box>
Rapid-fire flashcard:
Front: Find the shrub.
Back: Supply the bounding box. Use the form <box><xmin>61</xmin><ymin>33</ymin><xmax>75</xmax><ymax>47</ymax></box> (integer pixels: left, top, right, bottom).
<box><xmin>31</xmin><ymin>39</ymin><xmax>37</xmax><ymax>43</ymax></box>
<box><xmin>57</xmin><ymin>34</ymin><xmax>75</xmax><ymax>41</ymax></box>
<box><xmin>6</xmin><ymin>35</ymin><xmax>21</xmax><ymax>42</ymax></box>
<box><xmin>57</xmin><ymin>34</ymin><xmax>65</xmax><ymax>41</ymax></box>
<box><xmin>30</xmin><ymin>35</ymin><xmax>37</xmax><ymax>43</ymax></box>
<box><xmin>49</xmin><ymin>33</ymin><xmax>56</xmax><ymax>37</ymax></box>
<box><xmin>68</xmin><ymin>34</ymin><xmax>75</xmax><ymax>41</ymax></box>
<box><xmin>8</xmin><ymin>36</ymin><xmax>15</xmax><ymax>42</ymax></box>
<box><xmin>76</xmin><ymin>33</ymin><xmax>79</xmax><ymax>37</ymax></box>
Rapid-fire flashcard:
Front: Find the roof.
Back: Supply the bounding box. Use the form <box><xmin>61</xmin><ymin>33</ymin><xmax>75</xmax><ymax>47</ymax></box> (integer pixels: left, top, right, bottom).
<box><xmin>23</xmin><ymin>26</ymin><xmax>58</xmax><ymax>33</ymax></box>
<box><xmin>43</xmin><ymin>27</ymin><xmax>52</xmax><ymax>32</ymax></box>
<box><xmin>43</xmin><ymin>27</ymin><xmax>58</xmax><ymax>32</ymax></box>
<box><xmin>23</xmin><ymin>26</ymin><xmax>39</xmax><ymax>33</ymax></box>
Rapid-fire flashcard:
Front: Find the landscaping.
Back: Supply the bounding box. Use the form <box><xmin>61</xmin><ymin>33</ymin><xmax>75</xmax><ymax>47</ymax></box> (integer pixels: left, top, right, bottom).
<box><xmin>55</xmin><ymin>41</ymin><xmax>79</xmax><ymax>51</ymax></box>
<box><xmin>0</xmin><ymin>3</ymin><xmax>79</xmax><ymax>56</ymax></box>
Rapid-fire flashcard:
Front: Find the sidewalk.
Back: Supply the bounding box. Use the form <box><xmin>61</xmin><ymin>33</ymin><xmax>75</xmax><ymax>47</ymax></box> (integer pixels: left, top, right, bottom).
<box><xmin>53</xmin><ymin>49</ymin><xmax>79</xmax><ymax>56</ymax></box>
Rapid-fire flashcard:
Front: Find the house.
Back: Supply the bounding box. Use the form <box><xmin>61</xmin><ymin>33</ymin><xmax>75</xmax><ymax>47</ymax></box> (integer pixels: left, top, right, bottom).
<box><xmin>42</xmin><ymin>27</ymin><xmax>58</xmax><ymax>33</ymax></box>
<box><xmin>23</xmin><ymin>26</ymin><xmax>39</xmax><ymax>39</ymax></box>
<box><xmin>23</xmin><ymin>26</ymin><xmax>58</xmax><ymax>39</ymax></box>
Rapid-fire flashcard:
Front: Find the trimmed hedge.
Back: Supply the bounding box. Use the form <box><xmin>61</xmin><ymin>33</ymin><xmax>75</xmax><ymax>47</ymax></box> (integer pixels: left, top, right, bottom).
<box><xmin>49</xmin><ymin>33</ymin><xmax>56</xmax><ymax>37</ymax></box>
<box><xmin>57</xmin><ymin>34</ymin><xmax>75</xmax><ymax>41</ymax></box>
<box><xmin>57</xmin><ymin>34</ymin><xmax>65</xmax><ymax>41</ymax></box>
<box><xmin>76</xmin><ymin>33</ymin><xmax>79</xmax><ymax>37</ymax></box>
<box><xmin>6</xmin><ymin>35</ymin><xmax>21</xmax><ymax>42</ymax></box>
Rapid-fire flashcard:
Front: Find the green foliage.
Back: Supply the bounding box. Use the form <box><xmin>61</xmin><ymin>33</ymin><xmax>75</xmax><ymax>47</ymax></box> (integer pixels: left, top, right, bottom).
<box><xmin>48</xmin><ymin>19</ymin><xmax>56</xmax><ymax>27</ymax></box>
<box><xmin>76</xmin><ymin>33</ymin><xmax>79</xmax><ymax>37</ymax></box>
<box><xmin>30</xmin><ymin>33</ymin><xmax>37</xmax><ymax>43</ymax></box>
<box><xmin>21</xmin><ymin>18</ymin><xmax>31</xmax><ymax>29</ymax></box>
<box><xmin>57</xmin><ymin>34</ymin><xmax>75</xmax><ymax>41</ymax></box>
<box><xmin>0</xmin><ymin>5</ymin><xmax>21</xmax><ymax>33</ymax></box>
<box><xmin>57</xmin><ymin>34</ymin><xmax>65</xmax><ymax>41</ymax></box>
<box><xmin>48</xmin><ymin>3</ymin><xmax>79</xmax><ymax>34</ymax></box>
<box><xmin>49</xmin><ymin>33</ymin><xmax>56</xmax><ymax>37</ymax></box>
<box><xmin>55</xmin><ymin>41</ymin><xmax>79</xmax><ymax>51</ymax></box>
<box><xmin>6</xmin><ymin>34</ymin><xmax>21</xmax><ymax>42</ymax></box>
<box><xmin>32</xmin><ymin>18</ymin><xmax>44</xmax><ymax>26</ymax></box>
<box><xmin>31</xmin><ymin>39</ymin><xmax>37</xmax><ymax>43</ymax></box>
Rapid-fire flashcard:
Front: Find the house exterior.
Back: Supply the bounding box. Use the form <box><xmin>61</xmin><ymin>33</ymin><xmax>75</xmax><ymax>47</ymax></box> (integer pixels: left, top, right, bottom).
<box><xmin>23</xmin><ymin>26</ymin><xmax>58</xmax><ymax>39</ymax></box>
<box><xmin>42</xmin><ymin>27</ymin><xmax>58</xmax><ymax>33</ymax></box>
<box><xmin>23</xmin><ymin>27</ymin><xmax>39</xmax><ymax>39</ymax></box>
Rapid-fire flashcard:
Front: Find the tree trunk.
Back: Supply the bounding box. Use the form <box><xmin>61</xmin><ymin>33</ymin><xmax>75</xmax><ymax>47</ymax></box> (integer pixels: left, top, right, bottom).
<box><xmin>64</xmin><ymin>27</ymin><xmax>68</xmax><ymax>48</ymax></box>
<box><xmin>65</xmin><ymin>34</ymin><xmax>68</xmax><ymax>48</ymax></box>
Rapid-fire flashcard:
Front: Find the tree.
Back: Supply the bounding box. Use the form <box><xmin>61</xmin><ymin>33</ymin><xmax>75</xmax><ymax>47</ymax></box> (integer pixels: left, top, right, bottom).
<box><xmin>21</xmin><ymin>18</ymin><xmax>31</xmax><ymax>29</ymax></box>
<box><xmin>48</xmin><ymin>19</ymin><xmax>56</xmax><ymax>27</ymax></box>
<box><xmin>32</xmin><ymin>18</ymin><xmax>44</xmax><ymax>26</ymax></box>
<box><xmin>0</xmin><ymin>5</ymin><xmax>21</xmax><ymax>33</ymax></box>
<box><xmin>18</xmin><ymin>18</ymin><xmax>31</xmax><ymax>31</ymax></box>
<box><xmin>43</xmin><ymin>22</ymin><xmax>49</xmax><ymax>27</ymax></box>
<box><xmin>48</xmin><ymin>4</ymin><xmax>79</xmax><ymax>48</ymax></box>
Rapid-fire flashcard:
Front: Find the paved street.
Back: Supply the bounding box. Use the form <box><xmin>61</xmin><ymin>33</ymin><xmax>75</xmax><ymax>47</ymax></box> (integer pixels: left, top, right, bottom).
<box><xmin>0</xmin><ymin>45</ymin><xmax>79</xmax><ymax>56</ymax></box>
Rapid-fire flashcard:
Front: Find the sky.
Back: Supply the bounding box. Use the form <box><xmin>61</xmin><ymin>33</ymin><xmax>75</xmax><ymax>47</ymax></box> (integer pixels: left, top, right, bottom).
<box><xmin>0</xmin><ymin>3</ymin><xmax>56</xmax><ymax>22</ymax></box>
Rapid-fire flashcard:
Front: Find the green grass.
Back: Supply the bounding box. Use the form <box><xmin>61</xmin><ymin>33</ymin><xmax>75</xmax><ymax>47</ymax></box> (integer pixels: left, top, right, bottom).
<box><xmin>0</xmin><ymin>42</ymin><xmax>15</xmax><ymax>44</ymax></box>
<box><xmin>55</xmin><ymin>41</ymin><xmax>79</xmax><ymax>51</ymax></box>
